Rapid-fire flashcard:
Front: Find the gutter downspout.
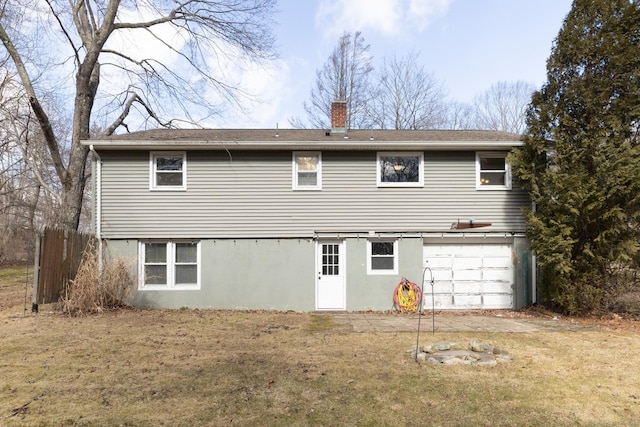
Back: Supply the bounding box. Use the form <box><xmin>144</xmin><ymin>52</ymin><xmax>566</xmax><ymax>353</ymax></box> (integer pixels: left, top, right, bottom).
<box><xmin>89</xmin><ymin>145</ymin><xmax>103</xmax><ymax>274</ymax></box>
<box><xmin>531</xmin><ymin>200</ymin><xmax>537</xmax><ymax>304</ymax></box>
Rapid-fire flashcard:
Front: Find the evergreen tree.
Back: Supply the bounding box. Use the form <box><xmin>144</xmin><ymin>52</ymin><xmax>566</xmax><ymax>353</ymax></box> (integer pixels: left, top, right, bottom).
<box><xmin>511</xmin><ymin>0</ymin><xmax>640</xmax><ymax>313</ymax></box>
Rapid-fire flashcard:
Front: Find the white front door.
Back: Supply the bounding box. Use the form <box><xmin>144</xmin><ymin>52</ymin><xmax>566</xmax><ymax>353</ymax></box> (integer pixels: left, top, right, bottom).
<box><xmin>316</xmin><ymin>241</ymin><xmax>345</xmax><ymax>310</ymax></box>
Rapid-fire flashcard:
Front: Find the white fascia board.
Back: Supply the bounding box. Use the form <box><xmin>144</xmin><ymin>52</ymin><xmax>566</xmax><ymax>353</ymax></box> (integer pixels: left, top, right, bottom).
<box><xmin>80</xmin><ymin>139</ymin><xmax>523</xmax><ymax>151</ymax></box>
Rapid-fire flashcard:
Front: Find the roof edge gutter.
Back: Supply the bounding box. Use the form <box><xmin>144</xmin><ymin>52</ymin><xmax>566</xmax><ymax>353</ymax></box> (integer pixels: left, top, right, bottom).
<box><xmin>80</xmin><ymin>140</ymin><xmax>523</xmax><ymax>151</ymax></box>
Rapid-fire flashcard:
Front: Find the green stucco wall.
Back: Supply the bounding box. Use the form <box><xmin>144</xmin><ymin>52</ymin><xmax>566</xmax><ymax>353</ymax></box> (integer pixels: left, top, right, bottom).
<box><xmin>105</xmin><ymin>236</ymin><xmax>530</xmax><ymax>312</ymax></box>
<box><xmin>105</xmin><ymin>239</ymin><xmax>316</xmax><ymax>310</ymax></box>
<box><xmin>344</xmin><ymin>238</ymin><xmax>425</xmax><ymax>311</ymax></box>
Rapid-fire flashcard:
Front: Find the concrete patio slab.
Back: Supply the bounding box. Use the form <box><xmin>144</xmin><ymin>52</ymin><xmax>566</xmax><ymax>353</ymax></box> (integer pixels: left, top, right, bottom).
<box><xmin>329</xmin><ymin>312</ymin><xmax>590</xmax><ymax>333</ymax></box>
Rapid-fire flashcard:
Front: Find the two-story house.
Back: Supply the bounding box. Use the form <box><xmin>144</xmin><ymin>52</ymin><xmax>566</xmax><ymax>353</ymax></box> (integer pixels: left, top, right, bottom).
<box><xmin>82</xmin><ymin>104</ymin><xmax>533</xmax><ymax>311</ymax></box>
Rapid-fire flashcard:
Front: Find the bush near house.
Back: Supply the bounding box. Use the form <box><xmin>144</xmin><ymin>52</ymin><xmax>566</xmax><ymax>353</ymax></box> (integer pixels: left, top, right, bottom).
<box><xmin>60</xmin><ymin>244</ymin><xmax>134</xmax><ymax>315</ymax></box>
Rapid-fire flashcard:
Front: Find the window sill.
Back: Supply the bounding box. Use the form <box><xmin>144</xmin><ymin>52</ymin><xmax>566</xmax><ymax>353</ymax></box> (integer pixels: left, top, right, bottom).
<box><xmin>367</xmin><ymin>270</ymin><xmax>398</xmax><ymax>276</ymax></box>
<box><xmin>138</xmin><ymin>285</ymin><xmax>200</xmax><ymax>291</ymax></box>
<box><xmin>149</xmin><ymin>187</ymin><xmax>187</xmax><ymax>192</ymax></box>
<box><xmin>476</xmin><ymin>186</ymin><xmax>511</xmax><ymax>191</ymax></box>
<box><xmin>377</xmin><ymin>183</ymin><xmax>424</xmax><ymax>188</ymax></box>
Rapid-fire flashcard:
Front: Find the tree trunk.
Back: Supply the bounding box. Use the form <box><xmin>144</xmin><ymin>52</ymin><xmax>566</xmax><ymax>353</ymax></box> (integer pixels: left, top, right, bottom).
<box><xmin>58</xmin><ymin>148</ymin><xmax>88</xmax><ymax>230</ymax></box>
<box><xmin>58</xmin><ymin>55</ymin><xmax>99</xmax><ymax>231</ymax></box>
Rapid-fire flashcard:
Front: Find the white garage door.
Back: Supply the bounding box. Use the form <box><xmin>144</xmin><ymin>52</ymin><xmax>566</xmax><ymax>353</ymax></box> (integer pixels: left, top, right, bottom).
<box><xmin>423</xmin><ymin>241</ymin><xmax>514</xmax><ymax>309</ymax></box>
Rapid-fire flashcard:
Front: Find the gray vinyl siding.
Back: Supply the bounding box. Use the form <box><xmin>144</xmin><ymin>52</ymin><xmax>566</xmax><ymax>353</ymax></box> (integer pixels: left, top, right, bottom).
<box><xmin>99</xmin><ymin>150</ymin><xmax>529</xmax><ymax>239</ymax></box>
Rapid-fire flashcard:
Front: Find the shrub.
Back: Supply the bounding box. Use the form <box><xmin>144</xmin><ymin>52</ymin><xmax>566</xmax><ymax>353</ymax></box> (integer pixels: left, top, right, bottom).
<box><xmin>60</xmin><ymin>243</ymin><xmax>134</xmax><ymax>315</ymax></box>
<box><xmin>611</xmin><ymin>292</ymin><xmax>640</xmax><ymax>314</ymax></box>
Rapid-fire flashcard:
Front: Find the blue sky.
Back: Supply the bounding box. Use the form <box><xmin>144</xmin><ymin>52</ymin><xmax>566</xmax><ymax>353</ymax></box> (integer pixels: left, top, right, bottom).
<box><xmin>217</xmin><ymin>0</ymin><xmax>574</xmax><ymax>128</ymax></box>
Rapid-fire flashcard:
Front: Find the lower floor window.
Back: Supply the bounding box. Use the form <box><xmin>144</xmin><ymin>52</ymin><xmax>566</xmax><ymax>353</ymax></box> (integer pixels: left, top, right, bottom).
<box><xmin>367</xmin><ymin>240</ymin><xmax>398</xmax><ymax>274</ymax></box>
<box><xmin>139</xmin><ymin>241</ymin><xmax>200</xmax><ymax>289</ymax></box>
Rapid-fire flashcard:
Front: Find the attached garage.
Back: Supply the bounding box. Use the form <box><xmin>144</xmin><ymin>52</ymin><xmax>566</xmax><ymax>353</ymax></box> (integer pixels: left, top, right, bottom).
<box><xmin>423</xmin><ymin>238</ymin><xmax>515</xmax><ymax>309</ymax></box>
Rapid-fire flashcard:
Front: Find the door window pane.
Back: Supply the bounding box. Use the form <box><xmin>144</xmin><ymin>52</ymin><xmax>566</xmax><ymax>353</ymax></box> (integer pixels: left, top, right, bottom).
<box><xmin>322</xmin><ymin>244</ymin><xmax>339</xmax><ymax>276</ymax></box>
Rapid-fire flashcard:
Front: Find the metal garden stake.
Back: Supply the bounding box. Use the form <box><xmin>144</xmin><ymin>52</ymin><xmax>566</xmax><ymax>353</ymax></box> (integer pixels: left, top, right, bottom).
<box><xmin>415</xmin><ymin>261</ymin><xmax>435</xmax><ymax>362</ymax></box>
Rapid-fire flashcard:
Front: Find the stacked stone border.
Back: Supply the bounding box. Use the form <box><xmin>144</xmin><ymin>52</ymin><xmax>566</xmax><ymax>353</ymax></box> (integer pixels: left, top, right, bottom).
<box><xmin>409</xmin><ymin>341</ymin><xmax>513</xmax><ymax>366</ymax></box>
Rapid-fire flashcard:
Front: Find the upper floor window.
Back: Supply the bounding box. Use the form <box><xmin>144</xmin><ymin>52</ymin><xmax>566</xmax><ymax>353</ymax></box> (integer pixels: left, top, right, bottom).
<box><xmin>293</xmin><ymin>151</ymin><xmax>322</xmax><ymax>190</ymax></box>
<box><xmin>367</xmin><ymin>240</ymin><xmax>398</xmax><ymax>275</ymax></box>
<box><xmin>476</xmin><ymin>152</ymin><xmax>511</xmax><ymax>190</ymax></box>
<box><xmin>150</xmin><ymin>152</ymin><xmax>186</xmax><ymax>191</ymax></box>
<box><xmin>139</xmin><ymin>240</ymin><xmax>200</xmax><ymax>290</ymax></box>
<box><xmin>377</xmin><ymin>152</ymin><xmax>424</xmax><ymax>187</ymax></box>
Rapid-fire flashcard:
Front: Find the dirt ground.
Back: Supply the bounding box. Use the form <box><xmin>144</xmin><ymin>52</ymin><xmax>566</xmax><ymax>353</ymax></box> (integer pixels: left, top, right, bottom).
<box><xmin>2</xmin><ymin>266</ymin><xmax>640</xmax><ymax>426</ymax></box>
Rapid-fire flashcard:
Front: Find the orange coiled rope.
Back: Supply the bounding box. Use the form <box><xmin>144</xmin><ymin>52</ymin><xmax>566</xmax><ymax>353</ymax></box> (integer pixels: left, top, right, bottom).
<box><xmin>393</xmin><ymin>277</ymin><xmax>422</xmax><ymax>312</ymax></box>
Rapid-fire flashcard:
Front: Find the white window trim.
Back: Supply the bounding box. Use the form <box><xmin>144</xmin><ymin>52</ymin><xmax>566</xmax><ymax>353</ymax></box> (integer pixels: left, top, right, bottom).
<box><xmin>150</xmin><ymin>151</ymin><xmax>187</xmax><ymax>191</ymax></box>
<box><xmin>138</xmin><ymin>240</ymin><xmax>201</xmax><ymax>290</ymax></box>
<box><xmin>377</xmin><ymin>152</ymin><xmax>424</xmax><ymax>187</ymax></box>
<box><xmin>367</xmin><ymin>240</ymin><xmax>398</xmax><ymax>275</ymax></box>
<box><xmin>292</xmin><ymin>151</ymin><xmax>322</xmax><ymax>190</ymax></box>
<box><xmin>476</xmin><ymin>151</ymin><xmax>512</xmax><ymax>191</ymax></box>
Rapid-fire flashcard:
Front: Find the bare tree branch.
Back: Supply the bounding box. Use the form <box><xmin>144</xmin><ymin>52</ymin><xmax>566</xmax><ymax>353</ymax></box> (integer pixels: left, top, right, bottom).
<box><xmin>0</xmin><ymin>22</ymin><xmax>66</xmax><ymax>179</ymax></box>
<box><xmin>370</xmin><ymin>52</ymin><xmax>448</xmax><ymax>130</ymax></box>
<box><xmin>303</xmin><ymin>31</ymin><xmax>373</xmax><ymax>129</ymax></box>
<box><xmin>44</xmin><ymin>0</ymin><xmax>81</xmax><ymax>64</ymax></box>
<box><xmin>471</xmin><ymin>80</ymin><xmax>536</xmax><ymax>134</ymax></box>
<box><xmin>104</xmin><ymin>91</ymin><xmax>173</xmax><ymax>136</ymax></box>
<box><xmin>0</xmin><ymin>0</ymin><xmax>276</xmax><ymax>229</ymax></box>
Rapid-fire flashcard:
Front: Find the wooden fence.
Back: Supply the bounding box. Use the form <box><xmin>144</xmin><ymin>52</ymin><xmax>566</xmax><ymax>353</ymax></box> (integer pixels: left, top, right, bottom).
<box><xmin>32</xmin><ymin>227</ymin><xmax>94</xmax><ymax>310</ymax></box>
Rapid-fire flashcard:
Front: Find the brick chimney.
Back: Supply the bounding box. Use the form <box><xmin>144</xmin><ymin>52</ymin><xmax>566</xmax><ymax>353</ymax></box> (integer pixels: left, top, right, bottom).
<box><xmin>331</xmin><ymin>100</ymin><xmax>347</xmax><ymax>133</ymax></box>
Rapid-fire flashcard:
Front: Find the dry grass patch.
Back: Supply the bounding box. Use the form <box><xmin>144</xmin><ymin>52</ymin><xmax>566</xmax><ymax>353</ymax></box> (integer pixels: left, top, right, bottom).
<box><xmin>1</xmin><ymin>267</ymin><xmax>640</xmax><ymax>426</ymax></box>
<box><xmin>308</xmin><ymin>313</ymin><xmax>334</xmax><ymax>331</ymax></box>
<box><xmin>0</xmin><ymin>265</ymin><xmax>31</xmax><ymax>312</ymax></box>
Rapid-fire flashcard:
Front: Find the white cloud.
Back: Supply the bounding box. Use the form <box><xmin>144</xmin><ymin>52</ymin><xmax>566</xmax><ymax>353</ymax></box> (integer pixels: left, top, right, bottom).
<box><xmin>315</xmin><ymin>0</ymin><xmax>452</xmax><ymax>37</ymax></box>
<box><xmin>231</xmin><ymin>60</ymin><xmax>290</xmax><ymax>128</ymax></box>
<box><xmin>408</xmin><ymin>0</ymin><xmax>451</xmax><ymax>31</ymax></box>
<box><xmin>199</xmin><ymin>53</ymin><xmax>290</xmax><ymax>128</ymax></box>
<box><xmin>316</xmin><ymin>0</ymin><xmax>401</xmax><ymax>35</ymax></box>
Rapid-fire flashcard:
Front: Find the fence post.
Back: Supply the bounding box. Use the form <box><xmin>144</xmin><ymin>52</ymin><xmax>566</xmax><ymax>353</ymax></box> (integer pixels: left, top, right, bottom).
<box><xmin>31</xmin><ymin>233</ymin><xmax>41</xmax><ymax>313</ymax></box>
